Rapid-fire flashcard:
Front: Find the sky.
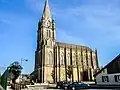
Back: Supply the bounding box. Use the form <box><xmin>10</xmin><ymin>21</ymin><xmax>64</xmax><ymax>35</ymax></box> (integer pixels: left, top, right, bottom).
<box><xmin>0</xmin><ymin>0</ymin><xmax>120</xmax><ymax>74</ymax></box>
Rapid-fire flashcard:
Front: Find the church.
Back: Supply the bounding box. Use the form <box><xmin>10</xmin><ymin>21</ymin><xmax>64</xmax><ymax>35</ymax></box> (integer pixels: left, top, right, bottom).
<box><xmin>31</xmin><ymin>0</ymin><xmax>100</xmax><ymax>83</ymax></box>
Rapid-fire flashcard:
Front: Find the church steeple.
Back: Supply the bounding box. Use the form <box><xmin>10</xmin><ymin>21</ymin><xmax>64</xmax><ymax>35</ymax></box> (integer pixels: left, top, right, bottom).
<box><xmin>42</xmin><ymin>0</ymin><xmax>51</xmax><ymax>20</ymax></box>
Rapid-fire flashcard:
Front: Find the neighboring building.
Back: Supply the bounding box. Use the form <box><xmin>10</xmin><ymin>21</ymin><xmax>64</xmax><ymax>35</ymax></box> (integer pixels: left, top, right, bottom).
<box><xmin>32</xmin><ymin>0</ymin><xmax>100</xmax><ymax>83</ymax></box>
<box><xmin>16</xmin><ymin>74</ymin><xmax>30</xmax><ymax>84</ymax></box>
<box><xmin>94</xmin><ymin>54</ymin><xmax>120</xmax><ymax>85</ymax></box>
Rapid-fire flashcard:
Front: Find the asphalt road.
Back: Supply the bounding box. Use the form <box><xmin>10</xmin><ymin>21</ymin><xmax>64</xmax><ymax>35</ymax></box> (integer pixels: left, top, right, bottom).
<box><xmin>7</xmin><ymin>84</ymin><xmax>120</xmax><ymax>90</ymax></box>
<box><xmin>23</xmin><ymin>88</ymin><xmax>120</xmax><ymax>90</ymax></box>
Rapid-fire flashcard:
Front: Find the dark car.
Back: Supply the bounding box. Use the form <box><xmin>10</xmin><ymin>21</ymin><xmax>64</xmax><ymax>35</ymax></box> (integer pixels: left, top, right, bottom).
<box><xmin>68</xmin><ymin>82</ymin><xmax>90</xmax><ymax>89</ymax></box>
<box><xmin>56</xmin><ymin>81</ymin><xmax>71</xmax><ymax>89</ymax></box>
<box><xmin>56</xmin><ymin>81</ymin><xmax>65</xmax><ymax>89</ymax></box>
<box><xmin>63</xmin><ymin>81</ymin><xmax>71</xmax><ymax>89</ymax></box>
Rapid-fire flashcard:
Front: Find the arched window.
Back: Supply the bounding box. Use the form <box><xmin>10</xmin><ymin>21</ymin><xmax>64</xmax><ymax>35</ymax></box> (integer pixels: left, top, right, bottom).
<box><xmin>50</xmin><ymin>40</ymin><xmax>52</xmax><ymax>46</ymax></box>
<box><xmin>88</xmin><ymin>53</ymin><xmax>90</xmax><ymax>59</ymax></box>
<box><xmin>49</xmin><ymin>30</ymin><xmax>51</xmax><ymax>38</ymax></box>
<box><xmin>61</xmin><ymin>54</ymin><xmax>64</xmax><ymax>65</ymax></box>
<box><xmin>49</xmin><ymin>51</ymin><xmax>53</xmax><ymax>64</ymax></box>
<box><xmin>93</xmin><ymin>55</ymin><xmax>96</xmax><ymax>60</ymax></box>
<box><xmin>47</xmin><ymin>40</ymin><xmax>52</xmax><ymax>47</ymax></box>
<box><xmin>67</xmin><ymin>54</ymin><xmax>70</xmax><ymax>65</ymax></box>
<box><xmin>84</xmin><ymin>52</ymin><xmax>86</xmax><ymax>59</ymax></box>
<box><xmin>73</xmin><ymin>54</ymin><xmax>76</xmax><ymax>65</ymax></box>
<box><xmin>78</xmin><ymin>54</ymin><xmax>81</xmax><ymax>65</ymax></box>
<box><xmin>93</xmin><ymin>55</ymin><xmax>96</xmax><ymax>68</ymax></box>
<box><xmin>47</xmin><ymin>30</ymin><xmax>49</xmax><ymax>37</ymax></box>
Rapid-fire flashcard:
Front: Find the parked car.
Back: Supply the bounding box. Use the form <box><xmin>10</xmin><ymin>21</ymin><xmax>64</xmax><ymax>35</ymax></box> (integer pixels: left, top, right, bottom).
<box><xmin>63</xmin><ymin>81</ymin><xmax>71</xmax><ymax>89</ymax></box>
<box><xmin>68</xmin><ymin>82</ymin><xmax>90</xmax><ymax>89</ymax></box>
<box><xmin>56</xmin><ymin>81</ymin><xmax>71</xmax><ymax>89</ymax></box>
<box><xmin>56</xmin><ymin>81</ymin><xmax>65</xmax><ymax>89</ymax></box>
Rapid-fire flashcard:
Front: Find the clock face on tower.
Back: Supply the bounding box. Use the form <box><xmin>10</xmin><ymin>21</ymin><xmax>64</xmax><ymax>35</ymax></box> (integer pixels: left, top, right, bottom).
<box><xmin>46</xmin><ymin>20</ymin><xmax>51</xmax><ymax>28</ymax></box>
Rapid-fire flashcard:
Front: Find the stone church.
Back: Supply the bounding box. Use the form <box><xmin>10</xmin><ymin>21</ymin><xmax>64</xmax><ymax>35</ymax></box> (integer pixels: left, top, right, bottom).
<box><xmin>31</xmin><ymin>0</ymin><xmax>100</xmax><ymax>83</ymax></box>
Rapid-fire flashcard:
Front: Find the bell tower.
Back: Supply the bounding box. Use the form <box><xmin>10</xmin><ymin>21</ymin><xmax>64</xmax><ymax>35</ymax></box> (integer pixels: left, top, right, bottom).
<box><xmin>35</xmin><ymin>0</ymin><xmax>56</xmax><ymax>83</ymax></box>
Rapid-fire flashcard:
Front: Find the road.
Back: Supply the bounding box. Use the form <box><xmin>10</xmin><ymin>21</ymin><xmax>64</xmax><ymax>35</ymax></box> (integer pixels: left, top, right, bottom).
<box><xmin>7</xmin><ymin>84</ymin><xmax>120</xmax><ymax>90</ymax></box>
<box><xmin>7</xmin><ymin>87</ymin><xmax>117</xmax><ymax>90</ymax></box>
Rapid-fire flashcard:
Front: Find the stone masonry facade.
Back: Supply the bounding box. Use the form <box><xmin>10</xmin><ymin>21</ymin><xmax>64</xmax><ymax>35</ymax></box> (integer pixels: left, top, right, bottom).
<box><xmin>32</xmin><ymin>0</ymin><xmax>100</xmax><ymax>83</ymax></box>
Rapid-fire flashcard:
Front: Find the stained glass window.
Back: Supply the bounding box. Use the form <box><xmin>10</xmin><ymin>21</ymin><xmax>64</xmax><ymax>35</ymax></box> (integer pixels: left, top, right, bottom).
<box><xmin>49</xmin><ymin>52</ymin><xmax>53</xmax><ymax>64</ymax></box>
<box><xmin>61</xmin><ymin>54</ymin><xmax>64</xmax><ymax>65</ymax></box>
<box><xmin>67</xmin><ymin>54</ymin><xmax>70</xmax><ymax>65</ymax></box>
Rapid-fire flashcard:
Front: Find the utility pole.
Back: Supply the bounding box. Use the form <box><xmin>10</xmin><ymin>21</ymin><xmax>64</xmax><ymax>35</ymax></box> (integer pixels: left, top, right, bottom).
<box><xmin>20</xmin><ymin>58</ymin><xmax>28</xmax><ymax>82</ymax></box>
<box><xmin>20</xmin><ymin>58</ymin><xmax>28</xmax><ymax>67</ymax></box>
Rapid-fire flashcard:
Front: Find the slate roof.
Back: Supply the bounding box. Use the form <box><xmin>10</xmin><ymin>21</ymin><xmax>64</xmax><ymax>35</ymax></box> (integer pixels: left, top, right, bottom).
<box><xmin>56</xmin><ymin>41</ymin><xmax>93</xmax><ymax>51</ymax></box>
<box><xmin>94</xmin><ymin>54</ymin><xmax>120</xmax><ymax>77</ymax></box>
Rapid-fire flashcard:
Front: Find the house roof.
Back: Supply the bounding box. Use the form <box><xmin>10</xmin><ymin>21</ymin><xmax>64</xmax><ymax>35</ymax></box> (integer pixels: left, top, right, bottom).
<box><xmin>94</xmin><ymin>54</ymin><xmax>120</xmax><ymax>77</ymax></box>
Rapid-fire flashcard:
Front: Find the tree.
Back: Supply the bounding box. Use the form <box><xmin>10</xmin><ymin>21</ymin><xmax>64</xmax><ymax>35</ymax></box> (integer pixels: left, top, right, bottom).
<box><xmin>66</xmin><ymin>66</ymin><xmax>72</xmax><ymax>81</ymax></box>
<box><xmin>0</xmin><ymin>73</ymin><xmax>1</xmax><ymax>83</ymax></box>
<box><xmin>9</xmin><ymin>61</ymin><xmax>23</xmax><ymax>83</ymax></box>
<box><xmin>0</xmin><ymin>61</ymin><xmax>22</xmax><ymax>90</ymax></box>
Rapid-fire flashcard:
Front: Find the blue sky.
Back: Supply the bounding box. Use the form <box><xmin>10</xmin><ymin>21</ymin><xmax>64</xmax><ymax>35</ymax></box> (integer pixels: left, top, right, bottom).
<box><xmin>0</xmin><ymin>0</ymin><xmax>120</xmax><ymax>74</ymax></box>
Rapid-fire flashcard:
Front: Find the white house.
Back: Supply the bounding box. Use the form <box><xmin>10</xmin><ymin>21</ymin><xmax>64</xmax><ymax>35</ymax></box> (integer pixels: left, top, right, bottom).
<box><xmin>94</xmin><ymin>54</ymin><xmax>120</xmax><ymax>85</ymax></box>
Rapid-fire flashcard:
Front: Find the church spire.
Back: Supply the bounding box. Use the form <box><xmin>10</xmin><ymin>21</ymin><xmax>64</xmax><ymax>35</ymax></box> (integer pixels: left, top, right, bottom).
<box><xmin>42</xmin><ymin>0</ymin><xmax>51</xmax><ymax>20</ymax></box>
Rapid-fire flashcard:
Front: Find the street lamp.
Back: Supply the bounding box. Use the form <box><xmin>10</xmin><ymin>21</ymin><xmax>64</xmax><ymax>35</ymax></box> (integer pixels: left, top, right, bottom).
<box><xmin>20</xmin><ymin>58</ymin><xmax>28</xmax><ymax>67</ymax></box>
<box><xmin>20</xmin><ymin>58</ymin><xmax>28</xmax><ymax>82</ymax></box>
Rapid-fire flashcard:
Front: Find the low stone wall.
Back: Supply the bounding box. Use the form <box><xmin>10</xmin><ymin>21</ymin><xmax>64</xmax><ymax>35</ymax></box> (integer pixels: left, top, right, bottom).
<box><xmin>82</xmin><ymin>81</ymin><xmax>95</xmax><ymax>84</ymax></box>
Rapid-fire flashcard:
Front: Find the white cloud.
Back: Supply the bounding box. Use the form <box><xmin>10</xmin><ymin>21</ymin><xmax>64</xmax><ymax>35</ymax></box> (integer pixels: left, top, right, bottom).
<box><xmin>25</xmin><ymin>0</ymin><xmax>120</xmax><ymax>66</ymax></box>
<box><xmin>51</xmin><ymin>1</ymin><xmax>120</xmax><ymax>67</ymax></box>
<box><xmin>54</xmin><ymin>2</ymin><xmax>120</xmax><ymax>44</ymax></box>
<box><xmin>56</xmin><ymin>28</ymin><xmax>86</xmax><ymax>46</ymax></box>
<box><xmin>0</xmin><ymin>12</ymin><xmax>36</xmax><ymax>73</ymax></box>
<box><xmin>25</xmin><ymin>0</ymin><xmax>120</xmax><ymax>49</ymax></box>
<box><xmin>25</xmin><ymin>0</ymin><xmax>44</xmax><ymax>12</ymax></box>
<box><xmin>25</xmin><ymin>0</ymin><xmax>57</xmax><ymax>17</ymax></box>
